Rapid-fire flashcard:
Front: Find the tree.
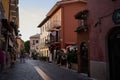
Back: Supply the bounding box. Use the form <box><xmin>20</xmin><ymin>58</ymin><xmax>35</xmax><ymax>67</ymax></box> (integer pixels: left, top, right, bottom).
<box><xmin>24</xmin><ymin>40</ymin><xmax>30</xmax><ymax>53</ymax></box>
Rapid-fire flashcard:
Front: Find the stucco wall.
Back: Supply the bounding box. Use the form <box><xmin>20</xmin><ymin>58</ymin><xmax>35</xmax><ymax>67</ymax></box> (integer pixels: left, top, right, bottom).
<box><xmin>88</xmin><ymin>0</ymin><xmax>120</xmax><ymax>79</ymax></box>
<box><xmin>90</xmin><ymin>61</ymin><xmax>107</xmax><ymax>80</ymax></box>
<box><xmin>2</xmin><ymin>0</ymin><xmax>9</xmax><ymax>19</ymax></box>
<box><xmin>61</xmin><ymin>2</ymin><xmax>87</xmax><ymax>48</ymax></box>
<box><xmin>88</xmin><ymin>0</ymin><xmax>120</xmax><ymax>61</ymax></box>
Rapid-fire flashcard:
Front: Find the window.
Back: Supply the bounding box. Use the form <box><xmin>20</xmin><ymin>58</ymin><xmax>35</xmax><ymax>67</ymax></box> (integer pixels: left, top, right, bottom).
<box><xmin>36</xmin><ymin>40</ymin><xmax>38</xmax><ymax>43</ymax></box>
<box><xmin>33</xmin><ymin>40</ymin><xmax>35</xmax><ymax>45</ymax></box>
<box><xmin>56</xmin><ymin>14</ymin><xmax>59</xmax><ymax>26</ymax></box>
<box><xmin>36</xmin><ymin>46</ymin><xmax>38</xmax><ymax>50</ymax></box>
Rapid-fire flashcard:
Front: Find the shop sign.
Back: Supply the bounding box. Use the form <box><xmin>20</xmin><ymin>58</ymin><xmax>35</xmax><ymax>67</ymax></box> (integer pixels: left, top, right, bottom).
<box><xmin>112</xmin><ymin>9</ymin><xmax>120</xmax><ymax>24</ymax></box>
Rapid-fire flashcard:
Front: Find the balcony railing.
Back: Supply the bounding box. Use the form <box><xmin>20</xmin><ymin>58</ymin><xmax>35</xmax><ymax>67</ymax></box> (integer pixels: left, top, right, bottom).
<box><xmin>10</xmin><ymin>4</ymin><xmax>16</xmax><ymax>11</ymax></box>
<box><xmin>40</xmin><ymin>42</ymin><xmax>46</xmax><ymax>47</ymax></box>
<box><xmin>10</xmin><ymin>0</ymin><xmax>18</xmax><ymax>13</ymax></box>
<box><xmin>45</xmin><ymin>31</ymin><xmax>60</xmax><ymax>46</ymax></box>
<box><xmin>10</xmin><ymin>6</ymin><xmax>18</xmax><ymax>16</ymax></box>
<box><xmin>75</xmin><ymin>9</ymin><xmax>89</xmax><ymax>32</ymax></box>
<box><xmin>11</xmin><ymin>0</ymin><xmax>18</xmax><ymax>6</ymax></box>
<box><xmin>45</xmin><ymin>38</ymin><xmax>54</xmax><ymax>45</ymax></box>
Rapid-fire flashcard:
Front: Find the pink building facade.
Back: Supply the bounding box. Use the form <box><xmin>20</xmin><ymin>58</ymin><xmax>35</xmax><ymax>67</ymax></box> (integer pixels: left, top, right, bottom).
<box><xmin>88</xmin><ymin>0</ymin><xmax>120</xmax><ymax>80</ymax></box>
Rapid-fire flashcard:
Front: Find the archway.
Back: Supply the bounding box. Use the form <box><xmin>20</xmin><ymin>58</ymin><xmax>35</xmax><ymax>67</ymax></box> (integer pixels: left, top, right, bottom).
<box><xmin>108</xmin><ymin>27</ymin><xmax>120</xmax><ymax>80</ymax></box>
<box><xmin>80</xmin><ymin>42</ymin><xmax>89</xmax><ymax>75</ymax></box>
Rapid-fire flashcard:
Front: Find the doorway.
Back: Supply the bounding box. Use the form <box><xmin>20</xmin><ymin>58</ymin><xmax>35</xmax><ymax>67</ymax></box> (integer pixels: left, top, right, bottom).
<box><xmin>108</xmin><ymin>27</ymin><xmax>120</xmax><ymax>80</ymax></box>
<box><xmin>80</xmin><ymin>42</ymin><xmax>89</xmax><ymax>75</ymax></box>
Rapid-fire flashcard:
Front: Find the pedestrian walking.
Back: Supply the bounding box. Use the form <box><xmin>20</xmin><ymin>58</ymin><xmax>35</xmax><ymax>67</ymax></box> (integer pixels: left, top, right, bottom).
<box><xmin>20</xmin><ymin>51</ymin><xmax>25</xmax><ymax>63</ymax></box>
<box><xmin>0</xmin><ymin>49</ymin><xmax>6</xmax><ymax>72</ymax></box>
<box><xmin>10</xmin><ymin>52</ymin><xmax>15</xmax><ymax>67</ymax></box>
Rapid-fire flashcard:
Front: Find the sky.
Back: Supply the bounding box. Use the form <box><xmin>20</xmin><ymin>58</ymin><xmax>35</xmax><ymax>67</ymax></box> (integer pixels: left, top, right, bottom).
<box><xmin>19</xmin><ymin>0</ymin><xmax>60</xmax><ymax>41</ymax></box>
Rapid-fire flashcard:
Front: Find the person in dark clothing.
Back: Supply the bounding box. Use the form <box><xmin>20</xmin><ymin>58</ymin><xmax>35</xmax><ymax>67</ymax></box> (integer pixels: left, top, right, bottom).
<box><xmin>0</xmin><ymin>49</ymin><xmax>5</xmax><ymax>72</ymax></box>
<box><xmin>20</xmin><ymin>51</ymin><xmax>25</xmax><ymax>63</ymax></box>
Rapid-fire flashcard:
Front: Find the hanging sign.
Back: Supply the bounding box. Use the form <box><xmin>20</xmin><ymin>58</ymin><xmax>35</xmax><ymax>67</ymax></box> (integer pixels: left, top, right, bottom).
<box><xmin>112</xmin><ymin>9</ymin><xmax>120</xmax><ymax>24</ymax></box>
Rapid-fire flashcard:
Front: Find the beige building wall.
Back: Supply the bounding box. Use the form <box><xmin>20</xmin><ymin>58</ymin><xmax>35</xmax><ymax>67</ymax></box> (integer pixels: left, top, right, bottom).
<box><xmin>40</xmin><ymin>21</ymin><xmax>50</xmax><ymax>57</ymax></box>
<box><xmin>16</xmin><ymin>38</ymin><xmax>24</xmax><ymax>57</ymax></box>
<box><xmin>30</xmin><ymin>34</ymin><xmax>40</xmax><ymax>57</ymax></box>
<box><xmin>39</xmin><ymin>8</ymin><xmax>61</xmax><ymax>59</ymax></box>
<box><xmin>49</xmin><ymin>8</ymin><xmax>61</xmax><ymax>28</ymax></box>
<box><xmin>2</xmin><ymin>0</ymin><xmax>19</xmax><ymax>24</ymax></box>
<box><xmin>30</xmin><ymin>38</ymin><xmax>39</xmax><ymax>52</ymax></box>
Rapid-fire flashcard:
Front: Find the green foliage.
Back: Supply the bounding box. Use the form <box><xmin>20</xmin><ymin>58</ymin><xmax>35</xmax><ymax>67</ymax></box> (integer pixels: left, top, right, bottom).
<box><xmin>56</xmin><ymin>50</ymin><xmax>64</xmax><ymax>55</ymax></box>
<box><xmin>32</xmin><ymin>52</ymin><xmax>40</xmax><ymax>60</ymax></box>
<box><xmin>67</xmin><ymin>50</ymin><xmax>78</xmax><ymax>63</ymax></box>
<box><xmin>39</xmin><ymin>56</ymin><xmax>48</xmax><ymax>61</ymax></box>
<box><xmin>24</xmin><ymin>40</ymin><xmax>30</xmax><ymax>53</ymax></box>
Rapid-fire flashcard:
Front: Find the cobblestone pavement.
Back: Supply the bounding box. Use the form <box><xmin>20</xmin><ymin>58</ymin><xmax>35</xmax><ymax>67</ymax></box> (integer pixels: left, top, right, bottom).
<box><xmin>0</xmin><ymin>60</ymin><xmax>43</xmax><ymax>80</ymax></box>
<box><xmin>0</xmin><ymin>59</ymin><xmax>94</xmax><ymax>80</ymax></box>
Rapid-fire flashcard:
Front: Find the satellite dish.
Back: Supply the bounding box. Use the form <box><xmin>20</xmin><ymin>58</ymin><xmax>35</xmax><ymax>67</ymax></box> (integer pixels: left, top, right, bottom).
<box><xmin>52</xmin><ymin>31</ymin><xmax>56</xmax><ymax>36</ymax></box>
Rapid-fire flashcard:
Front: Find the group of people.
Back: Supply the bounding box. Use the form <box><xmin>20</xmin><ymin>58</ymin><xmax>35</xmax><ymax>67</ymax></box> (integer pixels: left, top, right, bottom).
<box><xmin>19</xmin><ymin>51</ymin><xmax>31</xmax><ymax>63</ymax></box>
<box><xmin>19</xmin><ymin>51</ymin><xmax>26</xmax><ymax>63</ymax></box>
<box><xmin>0</xmin><ymin>48</ymin><xmax>17</xmax><ymax>72</ymax></box>
<box><xmin>57</xmin><ymin>54</ymin><xmax>67</xmax><ymax>65</ymax></box>
<box><xmin>0</xmin><ymin>46</ymin><xmax>31</xmax><ymax>73</ymax></box>
<box><xmin>56</xmin><ymin>47</ymin><xmax>78</xmax><ymax>69</ymax></box>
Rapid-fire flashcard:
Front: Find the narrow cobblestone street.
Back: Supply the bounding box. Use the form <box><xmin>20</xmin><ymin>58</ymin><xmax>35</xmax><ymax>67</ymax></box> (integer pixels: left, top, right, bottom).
<box><xmin>0</xmin><ymin>59</ymin><xmax>93</xmax><ymax>80</ymax></box>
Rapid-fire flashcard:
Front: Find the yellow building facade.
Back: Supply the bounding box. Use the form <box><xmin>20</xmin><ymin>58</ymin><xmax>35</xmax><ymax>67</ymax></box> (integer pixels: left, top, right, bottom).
<box><xmin>1</xmin><ymin>0</ymin><xmax>9</xmax><ymax>19</ymax></box>
<box><xmin>16</xmin><ymin>38</ymin><xmax>24</xmax><ymax>57</ymax></box>
<box><xmin>0</xmin><ymin>0</ymin><xmax>19</xmax><ymax>69</ymax></box>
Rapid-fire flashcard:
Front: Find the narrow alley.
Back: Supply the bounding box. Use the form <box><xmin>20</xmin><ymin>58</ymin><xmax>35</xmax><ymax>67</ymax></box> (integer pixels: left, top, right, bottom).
<box><xmin>0</xmin><ymin>59</ymin><xmax>93</xmax><ymax>80</ymax></box>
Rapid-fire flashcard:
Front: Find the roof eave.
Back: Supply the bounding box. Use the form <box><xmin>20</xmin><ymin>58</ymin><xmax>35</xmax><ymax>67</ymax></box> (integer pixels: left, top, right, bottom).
<box><xmin>47</xmin><ymin>0</ymin><xmax>87</xmax><ymax>17</ymax></box>
<box><xmin>37</xmin><ymin>16</ymin><xmax>49</xmax><ymax>28</ymax></box>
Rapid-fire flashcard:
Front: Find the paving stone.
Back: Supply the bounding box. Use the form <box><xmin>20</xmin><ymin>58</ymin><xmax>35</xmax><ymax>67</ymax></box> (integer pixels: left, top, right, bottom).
<box><xmin>0</xmin><ymin>59</ymin><xmax>95</xmax><ymax>80</ymax></box>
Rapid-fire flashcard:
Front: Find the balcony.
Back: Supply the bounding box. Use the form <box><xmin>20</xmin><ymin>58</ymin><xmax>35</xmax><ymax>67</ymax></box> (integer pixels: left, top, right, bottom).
<box><xmin>10</xmin><ymin>7</ymin><xmax>18</xmax><ymax>17</ymax></box>
<box><xmin>75</xmin><ymin>25</ymin><xmax>88</xmax><ymax>32</ymax></box>
<box><xmin>11</xmin><ymin>0</ymin><xmax>18</xmax><ymax>6</ymax></box>
<box><xmin>10</xmin><ymin>0</ymin><xmax>18</xmax><ymax>11</ymax></box>
<box><xmin>75</xmin><ymin>9</ymin><xmax>89</xmax><ymax>32</ymax></box>
<box><xmin>45</xmin><ymin>31</ymin><xmax>60</xmax><ymax>46</ymax></box>
<box><xmin>40</xmin><ymin>42</ymin><xmax>46</xmax><ymax>48</ymax></box>
<box><xmin>47</xmin><ymin>27</ymin><xmax>60</xmax><ymax>32</ymax></box>
<box><xmin>10</xmin><ymin>0</ymin><xmax>19</xmax><ymax>14</ymax></box>
<box><xmin>47</xmin><ymin>20</ymin><xmax>61</xmax><ymax>32</ymax></box>
<box><xmin>10</xmin><ymin>4</ymin><xmax>16</xmax><ymax>11</ymax></box>
<box><xmin>45</xmin><ymin>39</ymin><xmax>54</xmax><ymax>45</ymax></box>
<box><xmin>75</xmin><ymin>10</ymin><xmax>89</xmax><ymax>20</ymax></box>
<box><xmin>11</xmin><ymin>11</ymin><xmax>16</xmax><ymax>17</ymax></box>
